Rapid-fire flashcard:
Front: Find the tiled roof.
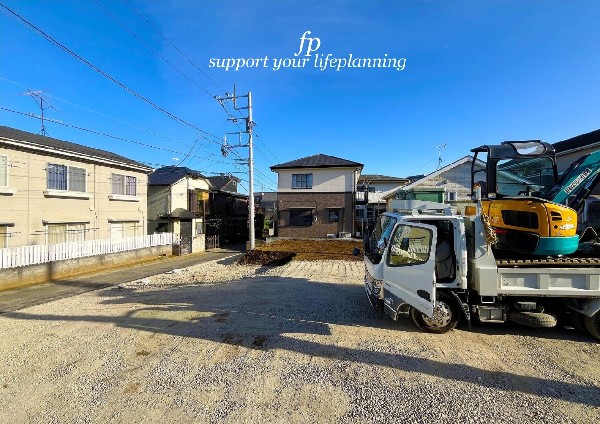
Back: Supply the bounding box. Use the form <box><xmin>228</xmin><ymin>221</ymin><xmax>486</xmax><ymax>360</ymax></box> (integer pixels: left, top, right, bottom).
<box><xmin>0</xmin><ymin>125</ymin><xmax>151</xmax><ymax>170</ymax></box>
<box><xmin>148</xmin><ymin>166</ymin><xmax>205</xmax><ymax>185</ymax></box>
<box><xmin>553</xmin><ymin>129</ymin><xmax>600</xmax><ymax>154</ymax></box>
<box><xmin>270</xmin><ymin>153</ymin><xmax>363</xmax><ymax>170</ymax></box>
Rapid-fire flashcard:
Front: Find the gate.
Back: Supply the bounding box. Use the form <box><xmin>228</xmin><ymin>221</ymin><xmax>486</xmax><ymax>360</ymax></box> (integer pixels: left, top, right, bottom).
<box><xmin>205</xmin><ymin>235</ymin><xmax>220</xmax><ymax>250</ymax></box>
<box><xmin>179</xmin><ymin>220</ymin><xmax>193</xmax><ymax>254</ymax></box>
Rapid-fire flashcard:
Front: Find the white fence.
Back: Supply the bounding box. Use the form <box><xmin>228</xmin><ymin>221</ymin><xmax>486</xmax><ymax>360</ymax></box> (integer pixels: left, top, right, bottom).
<box><xmin>0</xmin><ymin>233</ymin><xmax>178</xmax><ymax>269</ymax></box>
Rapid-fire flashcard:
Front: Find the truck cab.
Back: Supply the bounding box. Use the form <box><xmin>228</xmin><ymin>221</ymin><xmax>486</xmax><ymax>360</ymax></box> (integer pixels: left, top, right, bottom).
<box><xmin>364</xmin><ymin>210</ymin><xmax>468</xmax><ymax>333</ymax></box>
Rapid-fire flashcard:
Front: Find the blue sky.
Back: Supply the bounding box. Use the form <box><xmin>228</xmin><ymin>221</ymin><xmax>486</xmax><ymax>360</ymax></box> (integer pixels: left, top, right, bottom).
<box><xmin>1</xmin><ymin>1</ymin><xmax>599</xmax><ymax>193</ymax></box>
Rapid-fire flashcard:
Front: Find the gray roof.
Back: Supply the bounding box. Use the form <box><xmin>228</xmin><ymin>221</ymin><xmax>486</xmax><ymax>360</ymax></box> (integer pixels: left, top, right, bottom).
<box><xmin>149</xmin><ymin>166</ymin><xmax>206</xmax><ymax>185</ymax></box>
<box><xmin>207</xmin><ymin>175</ymin><xmax>240</xmax><ymax>190</ymax></box>
<box><xmin>553</xmin><ymin>129</ymin><xmax>600</xmax><ymax>154</ymax></box>
<box><xmin>358</xmin><ymin>174</ymin><xmax>409</xmax><ymax>183</ymax></box>
<box><xmin>0</xmin><ymin>125</ymin><xmax>151</xmax><ymax>170</ymax></box>
<box><xmin>270</xmin><ymin>153</ymin><xmax>363</xmax><ymax>170</ymax></box>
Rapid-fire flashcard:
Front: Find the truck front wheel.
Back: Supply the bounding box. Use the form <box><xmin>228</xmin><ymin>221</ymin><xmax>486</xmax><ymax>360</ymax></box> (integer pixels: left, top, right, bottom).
<box><xmin>584</xmin><ymin>312</ymin><xmax>600</xmax><ymax>341</ymax></box>
<box><xmin>410</xmin><ymin>292</ymin><xmax>460</xmax><ymax>334</ymax></box>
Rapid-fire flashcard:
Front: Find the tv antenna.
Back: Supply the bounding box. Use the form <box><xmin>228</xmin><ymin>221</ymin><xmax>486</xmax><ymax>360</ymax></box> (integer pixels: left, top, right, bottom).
<box><xmin>23</xmin><ymin>90</ymin><xmax>56</xmax><ymax>136</ymax></box>
<box><xmin>435</xmin><ymin>143</ymin><xmax>447</xmax><ymax>169</ymax></box>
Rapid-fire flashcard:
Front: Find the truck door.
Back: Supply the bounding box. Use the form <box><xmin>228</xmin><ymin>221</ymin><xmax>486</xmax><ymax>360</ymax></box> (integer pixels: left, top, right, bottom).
<box><xmin>383</xmin><ymin>222</ymin><xmax>437</xmax><ymax>316</ymax></box>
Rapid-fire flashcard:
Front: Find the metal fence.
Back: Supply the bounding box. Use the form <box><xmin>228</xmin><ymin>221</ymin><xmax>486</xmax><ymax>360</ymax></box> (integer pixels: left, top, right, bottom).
<box><xmin>0</xmin><ymin>233</ymin><xmax>177</xmax><ymax>269</ymax></box>
<box><xmin>205</xmin><ymin>235</ymin><xmax>220</xmax><ymax>250</ymax></box>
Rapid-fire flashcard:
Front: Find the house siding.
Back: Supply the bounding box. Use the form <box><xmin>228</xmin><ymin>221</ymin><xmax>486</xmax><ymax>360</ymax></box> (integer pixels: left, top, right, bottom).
<box><xmin>276</xmin><ymin>168</ymin><xmax>359</xmax><ymax>193</ymax></box>
<box><xmin>147</xmin><ymin>176</ymin><xmax>211</xmax><ymax>250</ymax></box>
<box><xmin>277</xmin><ymin>192</ymin><xmax>354</xmax><ymax>238</ymax></box>
<box><xmin>0</xmin><ymin>146</ymin><xmax>149</xmax><ymax>248</ymax></box>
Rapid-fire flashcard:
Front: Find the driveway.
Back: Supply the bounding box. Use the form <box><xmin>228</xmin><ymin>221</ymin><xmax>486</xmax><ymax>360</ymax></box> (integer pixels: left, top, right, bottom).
<box><xmin>0</xmin><ymin>259</ymin><xmax>598</xmax><ymax>423</ymax></box>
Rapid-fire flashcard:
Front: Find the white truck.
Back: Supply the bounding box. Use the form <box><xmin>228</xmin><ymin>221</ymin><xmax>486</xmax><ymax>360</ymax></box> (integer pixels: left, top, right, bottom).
<box><xmin>363</xmin><ymin>208</ymin><xmax>600</xmax><ymax>340</ymax></box>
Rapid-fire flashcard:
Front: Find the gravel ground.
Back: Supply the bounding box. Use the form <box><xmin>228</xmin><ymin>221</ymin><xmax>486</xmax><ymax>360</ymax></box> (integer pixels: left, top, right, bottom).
<box><xmin>0</xmin><ymin>258</ymin><xmax>599</xmax><ymax>423</ymax></box>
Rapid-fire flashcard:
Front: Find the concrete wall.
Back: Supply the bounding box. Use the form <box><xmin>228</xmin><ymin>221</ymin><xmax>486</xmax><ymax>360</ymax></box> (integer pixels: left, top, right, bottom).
<box><xmin>0</xmin><ymin>146</ymin><xmax>149</xmax><ymax>247</ymax></box>
<box><xmin>0</xmin><ymin>244</ymin><xmax>172</xmax><ymax>291</ymax></box>
<box><xmin>276</xmin><ymin>168</ymin><xmax>360</xmax><ymax>193</ymax></box>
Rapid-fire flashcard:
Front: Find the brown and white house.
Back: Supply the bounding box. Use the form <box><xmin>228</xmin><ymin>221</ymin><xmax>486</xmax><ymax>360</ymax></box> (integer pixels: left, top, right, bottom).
<box><xmin>270</xmin><ymin>154</ymin><xmax>363</xmax><ymax>238</ymax></box>
<box><xmin>0</xmin><ymin>126</ymin><xmax>153</xmax><ymax>248</ymax></box>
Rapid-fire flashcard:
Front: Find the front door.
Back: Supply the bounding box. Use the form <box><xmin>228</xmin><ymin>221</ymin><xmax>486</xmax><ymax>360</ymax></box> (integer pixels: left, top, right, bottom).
<box><xmin>180</xmin><ymin>220</ymin><xmax>193</xmax><ymax>254</ymax></box>
<box><xmin>383</xmin><ymin>223</ymin><xmax>437</xmax><ymax>316</ymax></box>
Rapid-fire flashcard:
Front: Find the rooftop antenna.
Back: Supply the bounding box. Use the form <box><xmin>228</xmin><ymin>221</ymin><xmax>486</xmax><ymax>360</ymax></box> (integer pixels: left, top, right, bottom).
<box><xmin>23</xmin><ymin>90</ymin><xmax>56</xmax><ymax>136</ymax></box>
<box><xmin>435</xmin><ymin>143</ymin><xmax>447</xmax><ymax>169</ymax></box>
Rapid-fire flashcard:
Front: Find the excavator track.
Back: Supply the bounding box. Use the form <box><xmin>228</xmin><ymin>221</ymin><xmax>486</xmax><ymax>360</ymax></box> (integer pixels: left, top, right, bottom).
<box><xmin>496</xmin><ymin>257</ymin><xmax>600</xmax><ymax>267</ymax></box>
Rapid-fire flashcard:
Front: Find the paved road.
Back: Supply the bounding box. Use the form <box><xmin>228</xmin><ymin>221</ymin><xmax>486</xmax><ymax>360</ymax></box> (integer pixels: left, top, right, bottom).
<box><xmin>0</xmin><ymin>248</ymin><xmax>242</xmax><ymax>314</ymax></box>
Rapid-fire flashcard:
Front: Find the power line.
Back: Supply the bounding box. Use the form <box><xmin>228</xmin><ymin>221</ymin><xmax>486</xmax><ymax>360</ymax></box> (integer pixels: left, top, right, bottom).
<box><xmin>0</xmin><ymin>106</ymin><xmax>238</xmax><ymax>166</ymax></box>
<box><xmin>94</xmin><ymin>0</ymin><xmax>214</xmax><ymax>99</ymax></box>
<box><xmin>0</xmin><ymin>1</ymin><xmax>222</xmax><ymax>145</ymax></box>
<box><xmin>118</xmin><ymin>0</ymin><xmax>272</xmax><ymax>163</ymax></box>
<box><xmin>0</xmin><ymin>75</ymin><xmax>195</xmax><ymax>148</ymax></box>
<box><xmin>122</xmin><ymin>0</ymin><xmax>225</xmax><ymax>95</ymax></box>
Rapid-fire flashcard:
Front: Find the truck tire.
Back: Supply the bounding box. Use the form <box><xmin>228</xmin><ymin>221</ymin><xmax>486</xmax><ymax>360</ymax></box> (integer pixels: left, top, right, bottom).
<box><xmin>507</xmin><ymin>311</ymin><xmax>557</xmax><ymax>328</ymax></box>
<box><xmin>583</xmin><ymin>312</ymin><xmax>600</xmax><ymax>341</ymax></box>
<box><xmin>410</xmin><ymin>292</ymin><xmax>460</xmax><ymax>334</ymax></box>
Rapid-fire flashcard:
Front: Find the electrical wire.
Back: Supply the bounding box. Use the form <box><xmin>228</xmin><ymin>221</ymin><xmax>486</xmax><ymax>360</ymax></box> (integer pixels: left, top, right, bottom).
<box><xmin>122</xmin><ymin>0</ymin><xmax>225</xmax><ymax>95</ymax></box>
<box><xmin>0</xmin><ymin>1</ymin><xmax>222</xmax><ymax>145</ymax></box>
<box><xmin>94</xmin><ymin>0</ymin><xmax>215</xmax><ymax>99</ymax></box>
<box><xmin>0</xmin><ymin>106</ymin><xmax>238</xmax><ymax>166</ymax></box>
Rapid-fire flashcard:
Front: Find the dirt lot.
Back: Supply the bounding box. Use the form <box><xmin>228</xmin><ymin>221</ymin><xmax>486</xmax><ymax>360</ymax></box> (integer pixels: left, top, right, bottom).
<box><xmin>256</xmin><ymin>239</ymin><xmax>362</xmax><ymax>261</ymax></box>
<box><xmin>0</xmin><ymin>258</ymin><xmax>599</xmax><ymax>423</ymax></box>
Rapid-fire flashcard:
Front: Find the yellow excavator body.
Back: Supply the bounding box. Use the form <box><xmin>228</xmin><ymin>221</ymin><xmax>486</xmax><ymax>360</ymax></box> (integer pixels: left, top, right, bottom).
<box><xmin>481</xmin><ymin>199</ymin><xmax>579</xmax><ymax>255</ymax></box>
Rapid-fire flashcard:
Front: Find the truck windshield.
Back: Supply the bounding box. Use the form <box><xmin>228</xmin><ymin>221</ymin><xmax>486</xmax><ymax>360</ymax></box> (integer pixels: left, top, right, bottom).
<box><xmin>496</xmin><ymin>157</ymin><xmax>556</xmax><ymax>197</ymax></box>
<box><xmin>371</xmin><ymin>215</ymin><xmax>397</xmax><ymax>248</ymax></box>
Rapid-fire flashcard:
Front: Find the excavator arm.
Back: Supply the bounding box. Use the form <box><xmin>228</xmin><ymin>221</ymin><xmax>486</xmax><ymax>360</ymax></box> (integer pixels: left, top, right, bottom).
<box><xmin>544</xmin><ymin>150</ymin><xmax>600</xmax><ymax>211</ymax></box>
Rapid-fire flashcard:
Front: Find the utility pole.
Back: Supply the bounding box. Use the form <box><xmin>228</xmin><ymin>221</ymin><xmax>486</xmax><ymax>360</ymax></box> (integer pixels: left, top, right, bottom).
<box><xmin>216</xmin><ymin>86</ymin><xmax>256</xmax><ymax>250</ymax></box>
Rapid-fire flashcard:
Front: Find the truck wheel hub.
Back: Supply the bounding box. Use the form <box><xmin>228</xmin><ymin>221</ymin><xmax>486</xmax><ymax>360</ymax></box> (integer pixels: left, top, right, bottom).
<box><xmin>422</xmin><ymin>301</ymin><xmax>452</xmax><ymax>328</ymax></box>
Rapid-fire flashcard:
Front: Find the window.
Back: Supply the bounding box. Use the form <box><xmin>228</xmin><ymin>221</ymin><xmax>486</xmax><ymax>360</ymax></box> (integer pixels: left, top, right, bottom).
<box><xmin>0</xmin><ymin>155</ymin><xmax>7</xmax><ymax>187</ymax></box>
<box><xmin>387</xmin><ymin>225</ymin><xmax>432</xmax><ymax>266</ymax></box>
<box><xmin>290</xmin><ymin>209</ymin><xmax>313</xmax><ymax>226</ymax></box>
<box><xmin>47</xmin><ymin>223</ymin><xmax>86</xmax><ymax>245</ymax></box>
<box><xmin>292</xmin><ymin>173</ymin><xmax>313</xmax><ymax>189</ymax></box>
<box><xmin>110</xmin><ymin>221</ymin><xmax>138</xmax><ymax>239</ymax></box>
<box><xmin>496</xmin><ymin>157</ymin><xmax>555</xmax><ymax>197</ymax></box>
<box><xmin>446</xmin><ymin>191</ymin><xmax>457</xmax><ymax>202</ymax></box>
<box><xmin>47</xmin><ymin>164</ymin><xmax>86</xmax><ymax>192</ymax></box>
<box><xmin>112</xmin><ymin>174</ymin><xmax>137</xmax><ymax>196</ymax></box>
<box><xmin>329</xmin><ymin>209</ymin><xmax>340</xmax><ymax>222</ymax></box>
<box><xmin>69</xmin><ymin>167</ymin><xmax>86</xmax><ymax>192</ymax></box>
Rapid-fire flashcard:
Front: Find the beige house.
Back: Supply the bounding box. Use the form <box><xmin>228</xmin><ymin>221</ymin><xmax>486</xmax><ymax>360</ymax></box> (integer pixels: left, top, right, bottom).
<box><xmin>0</xmin><ymin>126</ymin><xmax>152</xmax><ymax>248</ymax></box>
<box><xmin>147</xmin><ymin>166</ymin><xmax>211</xmax><ymax>254</ymax></box>
<box><xmin>270</xmin><ymin>154</ymin><xmax>363</xmax><ymax>238</ymax></box>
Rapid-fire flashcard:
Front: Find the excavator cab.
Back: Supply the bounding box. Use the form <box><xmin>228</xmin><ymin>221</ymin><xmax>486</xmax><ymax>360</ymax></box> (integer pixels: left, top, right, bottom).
<box><xmin>471</xmin><ymin>141</ymin><xmax>579</xmax><ymax>256</ymax></box>
<box><xmin>471</xmin><ymin>141</ymin><xmax>558</xmax><ymax>200</ymax></box>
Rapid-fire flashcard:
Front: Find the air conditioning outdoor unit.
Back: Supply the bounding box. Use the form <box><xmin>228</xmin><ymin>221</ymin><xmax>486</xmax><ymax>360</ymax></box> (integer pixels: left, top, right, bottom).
<box><xmin>338</xmin><ymin>232</ymin><xmax>351</xmax><ymax>238</ymax></box>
